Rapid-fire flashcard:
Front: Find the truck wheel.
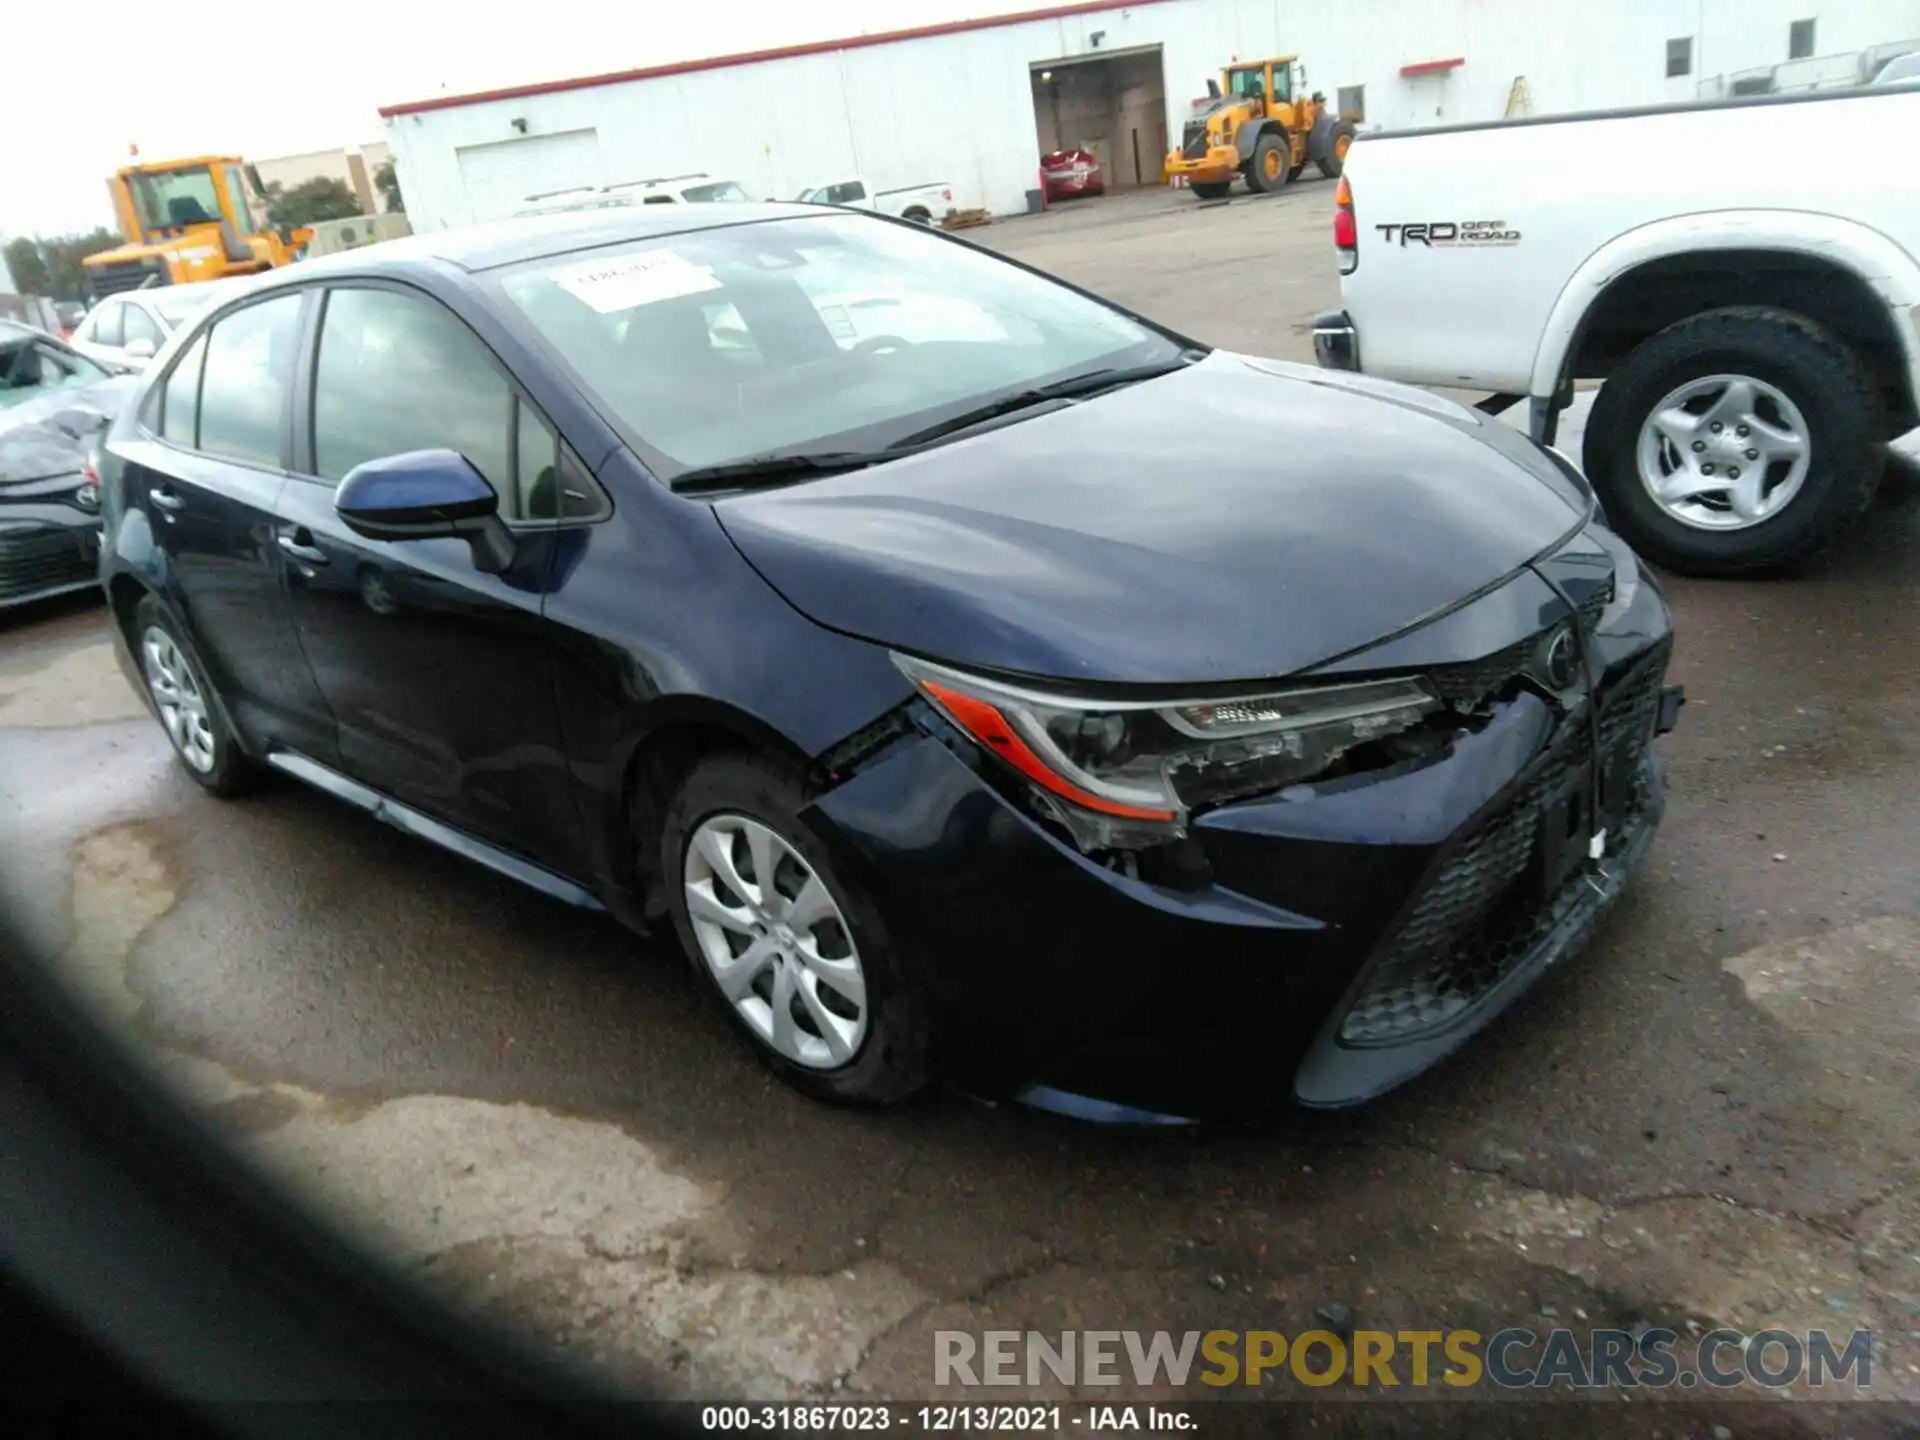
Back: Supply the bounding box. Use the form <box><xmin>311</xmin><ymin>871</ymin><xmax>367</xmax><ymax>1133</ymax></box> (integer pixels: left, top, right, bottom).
<box><xmin>1246</xmin><ymin>132</ymin><xmax>1291</xmax><ymax>194</ymax></box>
<box><xmin>1582</xmin><ymin>306</ymin><xmax>1885</xmax><ymax>577</ymax></box>
<box><xmin>1318</xmin><ymin>121</ymin><xmax>1358</xmax><ymax>179</ymax></box>
<box><xmin>902</xmin><ymin>206</ymin><xmax>932</xmax><ymax>225</ymax></box>
<box><xmin>1190</xmin><ymin>181</ymin><xmax>1232</xmax><ymax>200</ymax></box>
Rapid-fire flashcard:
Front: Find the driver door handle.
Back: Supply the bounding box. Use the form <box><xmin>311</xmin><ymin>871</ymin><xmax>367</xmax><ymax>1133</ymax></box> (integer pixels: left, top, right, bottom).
<box><xmin>277</xmin><ymin>529</ymin><xmax>330</xmax><ymax>565</ymax></box>
<box><xmin>149</xmin><ymin>485</ymin><xmax>185</xmax><ymax>512</ymax></box>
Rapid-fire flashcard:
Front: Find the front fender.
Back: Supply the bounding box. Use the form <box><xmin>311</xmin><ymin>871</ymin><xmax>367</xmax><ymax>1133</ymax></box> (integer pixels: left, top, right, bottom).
<box><xmin>1530</xmin><ymin>210</ymin><xmax>1920</xmax><ymax>403</ymax></box>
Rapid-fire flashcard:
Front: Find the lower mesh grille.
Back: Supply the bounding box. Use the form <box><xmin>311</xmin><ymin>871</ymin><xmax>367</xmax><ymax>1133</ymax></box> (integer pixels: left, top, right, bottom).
<box><xmin>0</xmin><ymin>529</ymin><xmax>95</xmax><ymax>603</ymax></box>
<box><xmin>1338</xmin><ymin>643</ymin><xmax>1667</xmax><ymax>1046</ymax></box>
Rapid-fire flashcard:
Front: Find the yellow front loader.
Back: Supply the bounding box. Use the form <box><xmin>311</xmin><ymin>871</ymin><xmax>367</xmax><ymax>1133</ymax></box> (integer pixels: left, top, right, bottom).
<box><xmin>83</xmin><ymin>155</ymin><xmax>312</xmax><ymax>299</ymax></box>
<box><xmin>1165</xmin><ymin>56</ymin><xmax>1357</xmax><ymax>199</ymax></box>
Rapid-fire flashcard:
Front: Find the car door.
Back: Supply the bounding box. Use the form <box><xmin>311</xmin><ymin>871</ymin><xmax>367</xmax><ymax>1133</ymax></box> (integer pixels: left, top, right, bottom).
<box><xmin>273</xmin><ymin>279</ymin><xmax>592</xmax><ymax>871</ymax></box>
<box><xmin>109</xmin><ymin>290</ymin><xmax>339</xmax><ymax>760</ymax></box>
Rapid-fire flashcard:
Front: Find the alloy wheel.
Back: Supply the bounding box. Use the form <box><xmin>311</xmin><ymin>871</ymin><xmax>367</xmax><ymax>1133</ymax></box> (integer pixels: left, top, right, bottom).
<box><xmin>683</xmin><ymin>813</ymin><xmax>867</xmax><ymax>1069</ymax></box>
<box><xmin>141</xmin><ymin>625</ymin><xmax>216</xmax><ymax>773</ymax></box>
<box><xmin>1635</xmin><ymin>372</ymin><xmax>1811</xmax><ymax>530</ymax></box>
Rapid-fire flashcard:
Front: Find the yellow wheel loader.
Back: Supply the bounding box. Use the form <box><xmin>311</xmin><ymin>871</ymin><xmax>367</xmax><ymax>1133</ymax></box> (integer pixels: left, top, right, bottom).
<box><xmin>82</xmin><ymin>156</ymin><xmax>312</xmax><ymax>299</ymax></box>
<box><xmin>1165</xmin><ymin>56</ymin><xmax>1357</xmax><ymax>200</ymax></box>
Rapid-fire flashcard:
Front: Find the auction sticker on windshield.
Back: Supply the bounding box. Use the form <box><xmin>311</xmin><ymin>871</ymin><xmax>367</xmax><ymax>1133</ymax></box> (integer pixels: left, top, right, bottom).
<box><xmin>554</xmin><ymin>250</ymin><xmax>722</xmax><ymax>313</ymax></box>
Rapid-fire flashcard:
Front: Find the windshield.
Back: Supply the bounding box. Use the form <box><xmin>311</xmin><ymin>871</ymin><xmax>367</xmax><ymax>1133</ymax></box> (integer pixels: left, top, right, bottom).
<box><xmin>152</xmin><ymin>289</ymin><xmax>225</xmax><ymax>329</ymax></box>
<box><xmin>497</xmin><ymin>213</ymin><xmax>1182</xmax><ymax>476</ymax></box>
<box><xmin>683</xmin><ymin>181</ymin><xmax>750</xmax><ymax>202</ymax></box>
<box><xmin>1875</xmin><ymin>53</ymin><xmax>1920</xmax><ymax>82</ymax></box>
<box><xmin>1227</xmin><ymin>66</ymin><xmax>1266</xmax><ymax>97</ymax></box>
<box><xmin>0</xmin><ymin>333</ymin><xmax>108</xmax><ymax>408</ymax></box>
<box><xmin>130</xmin><ymin>166</ymin><xmax>226</xmax><ymax>230</ymax></box>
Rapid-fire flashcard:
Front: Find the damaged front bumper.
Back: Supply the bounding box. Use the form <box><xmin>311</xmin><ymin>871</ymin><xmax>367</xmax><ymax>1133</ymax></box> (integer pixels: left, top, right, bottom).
<box><xmin>801</xmin><ymin>562</ymin><xmax>1680</xmax><ymax>1120</ymax></box>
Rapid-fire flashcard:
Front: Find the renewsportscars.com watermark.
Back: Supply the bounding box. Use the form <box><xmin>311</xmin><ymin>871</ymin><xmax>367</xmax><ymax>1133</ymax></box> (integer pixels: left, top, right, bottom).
<box><xmin>935</xmin><ymin>1327</ymin><xmax>1875</xmax><ymax>1391</ymax></box>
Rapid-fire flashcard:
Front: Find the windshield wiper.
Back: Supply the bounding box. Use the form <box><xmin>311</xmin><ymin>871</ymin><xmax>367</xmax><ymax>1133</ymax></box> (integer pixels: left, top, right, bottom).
<box><xmin>669</xmin><ymin>450</ymin><xmax>888</xmax><ymax>494</ymax></box>
<box><xmin>886</xmin><ymin>352</ymin><xmax>1204</xmax><ymax>451</ymax></box>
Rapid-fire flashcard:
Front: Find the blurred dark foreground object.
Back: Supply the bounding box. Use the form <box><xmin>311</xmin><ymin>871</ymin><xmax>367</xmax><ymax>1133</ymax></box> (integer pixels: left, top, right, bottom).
<box><xmin>0</xmin><ymin>905</ymin><xmax>667</xmax><ymax>1440</ymax></box>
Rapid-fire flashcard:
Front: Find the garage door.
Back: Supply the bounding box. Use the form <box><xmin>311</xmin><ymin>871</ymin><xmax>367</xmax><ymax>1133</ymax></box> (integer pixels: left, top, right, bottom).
<box><xmin>455</xmin><ymin>130</ymin><xmax>603</xmax><ymax>223</ymax></box>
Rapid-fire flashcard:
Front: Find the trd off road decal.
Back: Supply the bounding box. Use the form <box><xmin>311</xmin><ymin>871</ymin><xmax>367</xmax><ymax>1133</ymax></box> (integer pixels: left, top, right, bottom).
<box><xmin>1375</xmin><ymin>221</ymin><xmax>1522</xmax><ymax>246</ymax></box>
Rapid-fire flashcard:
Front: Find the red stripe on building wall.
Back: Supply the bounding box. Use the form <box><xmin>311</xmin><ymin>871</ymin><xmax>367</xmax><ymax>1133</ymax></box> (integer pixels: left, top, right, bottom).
<box><xmin>378</xmin><ymin>0</ymin><xmax>1173</xmax><ymax>117</ymax></box>
<box><xmin>1399</xmin><ymin>57</ymin><xmax>1466</xmax><ymax>77</ymax></box>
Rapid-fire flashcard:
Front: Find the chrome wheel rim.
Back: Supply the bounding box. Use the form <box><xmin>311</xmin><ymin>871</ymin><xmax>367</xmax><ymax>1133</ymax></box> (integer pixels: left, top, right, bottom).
<box><xmin>1635</xmin><ymin>372</ymin><xmax>1811</xmax><ymax>531</ymax></box>
<box><xmin>683</xmin><ymin>814</ymin><xmax>867</xmax><ymax>1069</ymax></box>
<box><xmin>141</xmin><ymin>625</ymin><xmax>215</xmax><ymax>773</ymax></box>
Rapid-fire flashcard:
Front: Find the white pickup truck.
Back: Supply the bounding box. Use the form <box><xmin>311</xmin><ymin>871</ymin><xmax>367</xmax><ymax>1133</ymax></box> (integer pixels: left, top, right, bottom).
<box><xmin>794</xmin><ymin>177</ymin><xmax>957</xmax><ymax>225</ymax></box>
<box><xmin>1313</xmin><ymin>83</ymin><xmax>1920</xmax><ymax>576</ymax></box>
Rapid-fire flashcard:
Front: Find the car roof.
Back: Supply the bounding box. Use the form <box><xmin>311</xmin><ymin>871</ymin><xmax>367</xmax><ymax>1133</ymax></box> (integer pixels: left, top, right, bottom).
<box><xmin>247</xmin><ymin>202</ymin><xmax>840</xmax><ymax>281</ymax></box>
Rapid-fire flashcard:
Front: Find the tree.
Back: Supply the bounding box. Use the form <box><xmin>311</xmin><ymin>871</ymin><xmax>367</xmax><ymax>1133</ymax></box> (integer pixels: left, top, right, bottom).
<box><xmin>372</xmin><ymin>160</ymin><xmax>405</xmax><ymax>215</ymax></box>
<box><xmin>264</xmin><ymin>177</ymin><xmax>364</xmax><ymax>227</ymax></box>
<box><xmin>4</xmin><ymin>229</ymin><xmax>123</xmax><ymax>300</ymax></box>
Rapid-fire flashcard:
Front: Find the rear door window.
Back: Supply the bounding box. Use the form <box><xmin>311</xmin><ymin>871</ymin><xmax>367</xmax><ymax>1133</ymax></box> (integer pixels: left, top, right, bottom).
<box><xmin>196</xmin><ymin>293</ymin><xmax>304</xmax><ymax>468</ymax></box>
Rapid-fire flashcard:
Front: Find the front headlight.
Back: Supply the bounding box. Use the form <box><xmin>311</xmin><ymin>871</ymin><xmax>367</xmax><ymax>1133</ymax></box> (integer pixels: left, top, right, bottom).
<box><xmin>893</xmin><ymin>654</ymin><xmax>1440</xmax><ymax>848</ymax></box>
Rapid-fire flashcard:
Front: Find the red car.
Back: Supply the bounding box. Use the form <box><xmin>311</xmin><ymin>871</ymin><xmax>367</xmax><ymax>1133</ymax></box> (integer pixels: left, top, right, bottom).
<box><xmin>1040</xmin><ymin>148</ymin><xmax>1104</xmax><ymax>201</ymax></box>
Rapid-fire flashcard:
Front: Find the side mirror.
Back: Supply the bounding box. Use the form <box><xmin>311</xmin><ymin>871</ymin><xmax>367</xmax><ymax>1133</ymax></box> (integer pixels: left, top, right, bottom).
<box><xmin>335</xmin><ymin>449</ymin><xmax>515</xmax><ymax>573</ymax></box>
<box><xmin>124</xmin><ymin>337</ymin><xmax>156</xmax><ymax>360</ymax></box>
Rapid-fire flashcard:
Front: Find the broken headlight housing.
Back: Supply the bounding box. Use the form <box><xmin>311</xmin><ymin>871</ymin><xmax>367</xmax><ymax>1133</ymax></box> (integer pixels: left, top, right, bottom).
<box><xmin>894</xmin><ymin>653</ymin><xmax>1441</xmax><ymax>850</ymax></box>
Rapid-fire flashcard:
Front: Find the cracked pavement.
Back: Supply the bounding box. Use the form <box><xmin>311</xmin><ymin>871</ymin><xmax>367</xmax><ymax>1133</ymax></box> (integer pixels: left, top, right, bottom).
<box><xmin>3</xmin><ymin>187</ymin><xmax>1919</xmax><ymax>1433</ymax></box>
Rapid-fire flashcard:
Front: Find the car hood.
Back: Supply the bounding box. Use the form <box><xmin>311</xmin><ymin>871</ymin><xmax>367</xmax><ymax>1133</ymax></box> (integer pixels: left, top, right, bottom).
<box><xmin>0</xmin><ymin>376</ymin><xmax>139</xmax><ymax>484</ymax></box>
<box><xmin>714</xmin><ymin>352</ymin><xmax>1590</xmax><ymax>685</ymax></box>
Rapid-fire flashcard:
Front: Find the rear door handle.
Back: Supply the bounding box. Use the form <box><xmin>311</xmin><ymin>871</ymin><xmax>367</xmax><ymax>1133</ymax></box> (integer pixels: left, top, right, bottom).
<box><xmin>149</xmin><ymin>486</ymin><xmax>185</xmax><ymax>512</ymax></box>
<box><xmin>277</xmin><ymin>531</ymin><xmax>330</xmax><ymax>565</ymax></box>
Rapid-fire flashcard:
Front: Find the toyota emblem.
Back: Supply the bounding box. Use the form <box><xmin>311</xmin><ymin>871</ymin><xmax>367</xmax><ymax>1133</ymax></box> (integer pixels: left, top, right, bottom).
<box><xmin>1539</xmin><ymin>624</ymin><xmax>1580</xmax><ymax>691</ymax></box>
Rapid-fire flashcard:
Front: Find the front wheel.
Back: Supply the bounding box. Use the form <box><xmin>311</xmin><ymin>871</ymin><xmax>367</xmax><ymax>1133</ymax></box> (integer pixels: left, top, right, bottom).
<box><xmin>1245</xmin><ymin>132</ymin><xmax>1291</xmax><ymax>194</ymax></box>
<box><xmin>1582</xmin><ymin>306</ymin><xmax>1885</xmax><ymax>576</ymax></box>
<box><xmin>662</xmin><ymin>752</ymin><xmax>931</xmax><ymax>1106</ymax></box>
<box><xmin>1189</xmin><ymin>181</ymin><xmax>1231</xmax><ymax>200</ymax></box>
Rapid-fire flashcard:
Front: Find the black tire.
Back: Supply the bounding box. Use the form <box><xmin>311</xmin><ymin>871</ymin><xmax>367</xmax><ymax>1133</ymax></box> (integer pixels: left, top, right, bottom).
<box><xmin>1246</xmin><ymin>131</ymin><xmax>1291</xmax><ymax>193</ymax></box>
<box><xmin>902</xmin><ymin>206</ymin><xmax>932</xmax><ymax>225</ymax></box>
<box><xmin>1318</xmin><ymin>120</ymin><xmax>1357</xmax><ymax>179</ymax></box>
<box><xmin>1288</xmin><ymin>161</ymin><xmax>1307</xmax><ymax>181</ymax></box>
<box><xmin>1582</xmin><ymin>306</ymin><xmax>1886</xmax><ymax>577</ymax></box>
<box><xmin>1189</xmin><ymin>181</ymin><xmax>1231</xmax><ymax>200</ymax></box>
<box><xmin>661</xmin><ymin>750</ymin><xmax>932</xmax><ymax>1107</ymax></box>
<box><xmin>131</xmin><ymin>595</ymin><xmax>261</xmax><ymax>797</ymax></box>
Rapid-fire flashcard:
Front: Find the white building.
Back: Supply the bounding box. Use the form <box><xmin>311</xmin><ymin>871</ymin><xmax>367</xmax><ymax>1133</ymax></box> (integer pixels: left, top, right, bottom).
<box><xmin>379</xmin><ymin>0</ymin><xmax>1920</xmax><ymax>232</ymax></box>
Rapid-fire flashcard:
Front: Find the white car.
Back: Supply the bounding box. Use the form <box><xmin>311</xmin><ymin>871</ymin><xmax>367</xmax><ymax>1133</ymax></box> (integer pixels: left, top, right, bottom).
<box><xmin>67</xmin><ymin>280</ymin><xmax>253</xmax><ymax>372</ymax></box>
<box><xmin>794</xmin><ymin>177</ymin><xmax>956</xmax><ymax>225</ymax></box>
<box><xmin>600</xmin><ymin>174</ymin><xmax>753</xmax><ymax>205</ymax></box>
<box><xmin>1313</xmin><ymin>83</ymin><xmax>1920</xmax><ymax>576</ymax></box>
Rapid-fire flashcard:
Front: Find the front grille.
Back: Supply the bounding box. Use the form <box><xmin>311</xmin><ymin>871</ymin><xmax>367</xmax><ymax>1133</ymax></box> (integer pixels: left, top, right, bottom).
<box><xmin>1182</xmin><ymin>122</ymin><xmax>1211</xmax><ymax>160</ymax></box>
<box><xmin>1429</xmin><ymin>584</ymin><xmax>1612</xmax><ymax>706</ymax></box>
<box><xmin>1338</xmin><ymin>642</ymin><xmax>1668</xmax><ymax>1046</ymax></box>
<box><xmin>0</xmin><ymin>528</ymin><xmax>96</xmax><ymax>603</ymax></box>
<box><xmin>86</xmin><ymin>259</ymin><xmax>167</xmax><ymax>297</ymax></box>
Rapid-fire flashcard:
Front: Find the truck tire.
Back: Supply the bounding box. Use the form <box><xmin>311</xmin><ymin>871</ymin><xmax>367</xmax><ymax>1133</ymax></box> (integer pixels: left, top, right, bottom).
<box><xmin>1318</xmin><ymin>120</ymin><xmax>1358</xmax><ymax>179</ymax></box>
<box><xmin>902</xmin><ymin>206</ymin><xmax>932</xmax><ymax>225</ymax></box>
<box><xmin>1581</xmin><ymin>306</ymin><xmax>1885</xmax><ymax>577</ymax></box>
<box><xmin>1190</xmin><ymin>181</ymin><xmax>1232</xmax><ymax>200</ymax></box>
<box><xmin>1246</xmin><ymin>132</ymin><xmax>1291</xmax><ymax>194</ymax></box>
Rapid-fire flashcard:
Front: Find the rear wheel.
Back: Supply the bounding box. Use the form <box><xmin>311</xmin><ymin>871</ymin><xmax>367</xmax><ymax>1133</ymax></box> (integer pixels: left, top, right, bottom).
<box><xmin>1582</xmin><ymin>306</ymin><xmax>1885</xmax><ymax>576</ymax></box>
<box><xmin>1246</xmin><ymin>131</ymin><xmax>1291</xmax><ymax>193</ymax></box>
<box><xmin>133</xmin><ymin>596</ymin><xmax>260</xmax><ymax>797</ymax></box>
<box><xmin>662</xmin><ymin>751</ymin><xmax>932</xmax><ymax>1106</ymax></box>
<box><xmin>1319</xmin><ymin>121</ymin><xmax>1357</xmax><ymax>178</ymax></box>
<box><xmin>902</xmin><ymin>206</ymin><xmax>932</xmax><ymax>225</ymax></box>
<box><xmin>1189</xmin><ymin>181</ymin><xmax>1231</xmax><ymax>200</ymax></box>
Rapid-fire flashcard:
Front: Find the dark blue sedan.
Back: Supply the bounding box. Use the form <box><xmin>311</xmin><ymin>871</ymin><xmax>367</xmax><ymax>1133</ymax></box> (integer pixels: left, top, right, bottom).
<box><xmin>96</xmin><ymin>204</ymin><xmax>1681</xmax><ymax>1117</ymax></box>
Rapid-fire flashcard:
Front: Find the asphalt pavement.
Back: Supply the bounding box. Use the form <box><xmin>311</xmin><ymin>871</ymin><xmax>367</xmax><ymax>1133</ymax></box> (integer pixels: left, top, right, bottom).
<box><xmin>2</xmin><ymin>181</ymin><xmax>1918</xmax><ymax>1432</ymax></box>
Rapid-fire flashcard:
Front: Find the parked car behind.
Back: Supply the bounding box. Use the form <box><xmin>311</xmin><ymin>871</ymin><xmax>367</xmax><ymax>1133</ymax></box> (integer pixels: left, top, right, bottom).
<box><xmin>0</xmin><ymin>320</ymin><xmax>129</xmax><ymax>608</ymax></box>
<box><xmin>1040</xmin><ymin>147</ymin><xmax>1105</xmax><ymax>201</ymax></box>
<box><xmin>96</xmin><ymin>204</ymin><xmax>1681</xmax><ymax>1118</ymax></box>
<box><xmin>1314</xmin><ymin>83</ymin><xmax>1920</xmax><ymax>576</ymax></box>
<box><xmin>67</xmin><ymin>278</ymin><xmax>255</xmax><ymax>372</ymax></box>
<box><xmin>794</xmin><ymin>176</ymin><xmax>956</xmax><ymax>225</ymax></box>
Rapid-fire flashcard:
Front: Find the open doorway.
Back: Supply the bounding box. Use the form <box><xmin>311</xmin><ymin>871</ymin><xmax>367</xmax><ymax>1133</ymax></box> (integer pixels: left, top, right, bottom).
<box><xmin>1029</xmin><ymin>46</ymin><xmax>1166</xmax><ymax>202</ymax></box>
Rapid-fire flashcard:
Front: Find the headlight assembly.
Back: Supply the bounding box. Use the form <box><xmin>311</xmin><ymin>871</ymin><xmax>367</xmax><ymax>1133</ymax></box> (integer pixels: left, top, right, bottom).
<box><xmin>893</xmin><ymin>653</ymin><xmax>1440</xmax><ymax>849</ymax></box>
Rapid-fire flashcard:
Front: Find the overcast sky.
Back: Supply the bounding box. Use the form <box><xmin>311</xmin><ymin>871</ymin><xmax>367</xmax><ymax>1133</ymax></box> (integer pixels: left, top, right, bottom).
<box><xmin>11</xmin><ymin>0</ymin><xmax>1035</xmax><ymax>236</ymax></box>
